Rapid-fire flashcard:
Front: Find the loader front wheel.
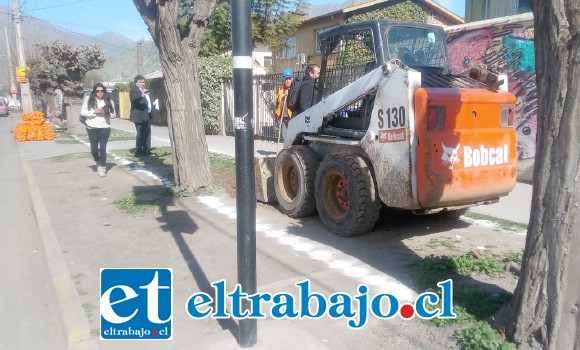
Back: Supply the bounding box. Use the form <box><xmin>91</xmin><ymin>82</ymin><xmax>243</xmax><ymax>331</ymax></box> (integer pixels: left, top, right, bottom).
<box><xmin>274</xmin><ymin>146</ymin><xmax>319</xmax><ymax>217</ymax></box>
<box><xmin>315</xmin><ymin>154</ymin><xmax>381</xmax><ymax>236</ymax></box>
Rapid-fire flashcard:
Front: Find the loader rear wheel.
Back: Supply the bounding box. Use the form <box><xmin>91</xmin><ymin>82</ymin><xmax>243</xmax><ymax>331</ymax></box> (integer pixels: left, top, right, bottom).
<box><xmin>315</xmin><ymin>154</ymin><xmax>381</xmax><ymax>236</ymax></box>
<box><xmin>274</xmin><ymin>146</ymin><xmax>319</xmax><ymax>217</ymax></box>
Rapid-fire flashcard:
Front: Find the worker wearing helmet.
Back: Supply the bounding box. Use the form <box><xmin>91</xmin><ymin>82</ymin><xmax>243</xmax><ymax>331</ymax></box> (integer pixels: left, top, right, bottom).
<box><xmin>275</xmin><ymin>69</ymin><xmax>294</xmax><ymax>121</ymax></box>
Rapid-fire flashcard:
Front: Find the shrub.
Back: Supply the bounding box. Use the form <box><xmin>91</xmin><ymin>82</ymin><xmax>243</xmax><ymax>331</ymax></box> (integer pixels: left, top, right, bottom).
<box><xmin>198</xmin><ymin>56</ymin><xmax>232</xmax><ymax>134</ymax></box>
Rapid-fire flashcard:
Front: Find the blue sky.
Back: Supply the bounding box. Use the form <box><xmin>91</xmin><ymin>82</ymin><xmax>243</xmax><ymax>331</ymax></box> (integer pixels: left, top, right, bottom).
<box><xmin>0</xmin><ymin>0</ymin><xmax>464</xmax><ymax>43</ymax></box>
<box><xmin>0</xmin><ymin>0</ymin><xmax>152</xmax><ymax>41</ymax></box>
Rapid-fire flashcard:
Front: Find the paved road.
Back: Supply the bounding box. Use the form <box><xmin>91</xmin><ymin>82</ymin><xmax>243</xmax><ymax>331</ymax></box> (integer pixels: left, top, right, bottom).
<box><xmin>0</xmin><ymin>114</ymin><xmax>68</xmax><ymax>349</ymax></box>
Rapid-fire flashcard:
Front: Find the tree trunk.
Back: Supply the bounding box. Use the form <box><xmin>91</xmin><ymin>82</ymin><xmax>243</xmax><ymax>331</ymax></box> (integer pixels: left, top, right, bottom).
<box><xmin>46</xmin><ymin>91</ymin><xmax>61</xmax><ymax>124</ymax></box>
<box><xmin>160</xmin><ymin>50</ymin><xmax>212</xmax><ymax>189</ymax></box>
<box><xmin>133</xmin><ymin>0</ymin><xmax>217</xmax><ymax>190</ymax></box>
<box><xmin>66</xmin><ymin>104</ymin><xmax>86</xmax><ymax>135</ymax></box>
<box><xmin>505</xmin><ymin>1</ymin><xmax>580</xmax><ymax>349</ymax></box>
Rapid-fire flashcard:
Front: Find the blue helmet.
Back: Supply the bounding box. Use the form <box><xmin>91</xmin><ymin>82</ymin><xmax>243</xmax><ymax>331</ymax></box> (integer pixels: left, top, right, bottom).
<box><xmin>282</xmin><ymin>69</ymin><xmax>294</xmax><ymax>78</ymax></box>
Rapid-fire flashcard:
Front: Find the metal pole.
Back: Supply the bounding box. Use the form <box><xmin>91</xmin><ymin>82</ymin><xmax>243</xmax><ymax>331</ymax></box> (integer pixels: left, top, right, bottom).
<box><xmin>137</xmin><ymin>39</ymin><xmax>143</xmax><ymax>75</ymax></box>
<box><xmin>230</xmin><ymin>0</ymin><xmax>257</xmax><ymax>347</ymax></box>
<box><xmin>4</xmin><ymin>27</ymin><xmax>18</xmax><ymax>103</ymax></box>
<box><xmin>12</xmin><ymin>0</ymin><xmax>32</xmax><ymax>112</ymax></box>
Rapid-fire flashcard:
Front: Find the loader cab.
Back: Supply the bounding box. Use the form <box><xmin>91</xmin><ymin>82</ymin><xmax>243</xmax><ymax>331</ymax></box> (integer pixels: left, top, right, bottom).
<box><xmin>318</xmin><ymin>20</ymin><xmax>449</xmax><ymax>99</ymax></box>
<box><xmin>317</xmin><ymin>20</ymin><xmax>449</xmax><ymax>138</ymax></box>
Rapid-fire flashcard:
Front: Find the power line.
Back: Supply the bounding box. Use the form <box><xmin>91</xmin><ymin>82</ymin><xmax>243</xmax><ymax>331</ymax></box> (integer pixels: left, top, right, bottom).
<box><xmin>20</xmin><ymin>15</ymin><xmax>137</xmax><ymax>53</ymax></box>
<box><xmin>36</xmin><ymin>17</ymin><xmax>148</xmax><ymax>38</ymax></box>
<box><xmin>29</xmin><ymin>0</ymin><xmax>94</xmax><ymax>11</ymax></box>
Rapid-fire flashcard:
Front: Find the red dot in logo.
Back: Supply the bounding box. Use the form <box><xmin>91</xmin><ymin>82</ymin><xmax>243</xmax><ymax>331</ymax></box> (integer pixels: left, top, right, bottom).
<box><xmin>400</xmin><ymin>304</ymin><xmax>415</xmax><ymax>319</ymax></box>
<box><xmin>152</xmin><ymin>329</ymin><xmax>158</xmax><ymax>335</ymax></box>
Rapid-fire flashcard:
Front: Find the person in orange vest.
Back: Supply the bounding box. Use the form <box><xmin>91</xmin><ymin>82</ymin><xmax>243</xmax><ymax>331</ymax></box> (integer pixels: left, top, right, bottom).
<box><xmin>274</xmin><ymin>69</ymin><xmax>294</xmax><ymax>123</ymax></box>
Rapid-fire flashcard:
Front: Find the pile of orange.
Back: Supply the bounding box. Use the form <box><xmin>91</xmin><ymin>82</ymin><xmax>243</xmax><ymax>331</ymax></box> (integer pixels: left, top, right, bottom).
<box><xmin>14</xmin><ymin>111</ymin><xmax>56</xmax><ymax>141</ymax></box>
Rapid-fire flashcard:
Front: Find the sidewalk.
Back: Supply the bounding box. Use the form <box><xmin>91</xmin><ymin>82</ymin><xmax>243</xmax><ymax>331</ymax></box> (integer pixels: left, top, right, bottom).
<box><xmin>14</xmin><ymin>116</ymin><xmax>458</xmax><ymax>350</ymax></box>
<box><xmin>108</xmin><ymin>118</ymin><xmax>281</xmax><ymax>157</ymax></box>
<box><xmin>111</xmin><ymin>118</ymin><xmax>532</xmax><ymax>225</ymax></box>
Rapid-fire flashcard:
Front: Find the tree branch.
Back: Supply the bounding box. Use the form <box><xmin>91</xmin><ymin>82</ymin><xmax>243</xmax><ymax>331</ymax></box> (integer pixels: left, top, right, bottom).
<box><xmin>133</xmin><ymin>0</ymin><xmax>158</xmax><ymax>39</ymax></box>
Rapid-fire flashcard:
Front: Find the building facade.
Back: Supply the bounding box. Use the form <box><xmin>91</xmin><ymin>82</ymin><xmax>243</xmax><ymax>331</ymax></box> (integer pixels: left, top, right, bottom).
<box><xmin>465</xmin><ymin>0</ymin><xmax>531</xmax><ymax>22</ymax></box>
<box><xmin>277</xmin><ymin>0</ymin><xmax>464</xmax><ymax>69</ymax></box>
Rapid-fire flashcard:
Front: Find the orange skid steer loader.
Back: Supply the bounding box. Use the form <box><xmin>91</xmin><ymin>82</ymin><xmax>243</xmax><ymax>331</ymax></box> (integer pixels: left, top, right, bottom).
<box><xmin>275</xmin><ymin>20</ymin><xmax>517</xmax><ymax>236</ymax></box>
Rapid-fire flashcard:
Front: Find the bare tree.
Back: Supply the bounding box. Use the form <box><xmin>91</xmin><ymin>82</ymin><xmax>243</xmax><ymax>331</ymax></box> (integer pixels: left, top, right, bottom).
<box><xmin>132</xmin><ymin>0</ymin><xmax>218</xmax><ymax>189</ymax></box>
<box><xmin>28</xmin><ymin>42</ymin><xmax>105</xmax><ymax>134</ymax></box>
<box><xmin>504</xmin><ymin>1</ymin><xmax>580</xmax><ymax>348</ymax></box>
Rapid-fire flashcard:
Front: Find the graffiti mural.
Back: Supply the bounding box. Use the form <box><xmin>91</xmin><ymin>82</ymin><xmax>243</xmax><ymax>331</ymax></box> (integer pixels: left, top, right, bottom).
<box><xmin>446</xmin><ymin>19</ymin><xmax>536</xmax><ymax>161</ymax></box>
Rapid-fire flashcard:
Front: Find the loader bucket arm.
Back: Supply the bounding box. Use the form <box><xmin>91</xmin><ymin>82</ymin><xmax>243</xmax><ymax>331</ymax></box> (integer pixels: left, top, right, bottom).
<box><xmin>282</xmin><ymin>63</ymin><xmax>396</xmax><ymax>147</ymax></box>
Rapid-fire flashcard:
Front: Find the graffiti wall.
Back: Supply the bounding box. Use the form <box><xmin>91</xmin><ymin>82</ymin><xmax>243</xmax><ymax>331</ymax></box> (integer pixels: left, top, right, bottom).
<box><xmin>446</xmin><ymin>16</ymin><xmax>536</xmax><ymax>161</ymax></box>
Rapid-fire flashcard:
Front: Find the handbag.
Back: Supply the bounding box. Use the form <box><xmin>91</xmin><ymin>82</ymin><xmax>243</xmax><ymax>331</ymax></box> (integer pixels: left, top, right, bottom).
<box><xmin>79</xmin><ymin>115</ymin><xmax>87</xmax><ymax>125</ymax></box>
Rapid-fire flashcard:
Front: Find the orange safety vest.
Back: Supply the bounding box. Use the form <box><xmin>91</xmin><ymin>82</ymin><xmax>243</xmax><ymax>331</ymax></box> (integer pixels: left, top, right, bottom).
<box><xmin>275</xmin><ymin>86</ymin><xmax>293</xmax><ymax>120</ymax></box>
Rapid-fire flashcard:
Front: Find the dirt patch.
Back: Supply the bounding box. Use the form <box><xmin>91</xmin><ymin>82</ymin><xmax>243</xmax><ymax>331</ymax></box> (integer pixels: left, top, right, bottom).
<box><xmin>212</xmin><ymin>169</ymin><xmax>237</xmax><ymax>198</ymax></box>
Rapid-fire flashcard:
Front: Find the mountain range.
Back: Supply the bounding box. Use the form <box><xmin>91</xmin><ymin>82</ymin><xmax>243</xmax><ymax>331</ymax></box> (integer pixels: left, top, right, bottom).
<box><xmin>0</xmin><ymin>1</ymin><xmax>367</xmax><ymax>86</ymax></box>
<box><xmin>0</xmin><ymin>4</ymin><xmax>159</xmax><ymax>85</ymax></box>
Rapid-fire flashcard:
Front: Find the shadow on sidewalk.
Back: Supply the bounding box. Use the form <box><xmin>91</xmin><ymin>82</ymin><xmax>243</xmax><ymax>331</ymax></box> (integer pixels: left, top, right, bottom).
<box><xmin>133</xmin><ymin>185</ymin><xmax>239</xmax><ymax>339</ymax></box>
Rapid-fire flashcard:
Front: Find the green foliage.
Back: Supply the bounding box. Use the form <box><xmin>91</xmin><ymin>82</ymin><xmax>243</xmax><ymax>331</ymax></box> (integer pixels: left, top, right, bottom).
<box><xmin>345</xmin><ymin>0</ymin><xmax>427</xmax><ymax>23</ymax></box>
<box><xmin>200</xmin><ymin>0</ymin><xmax>307</xmax><ymax>57</ymax></box>
<box><xmin>113</xmin><ymin>82</ymin><xmax>131</xmax><ymax>92</ymax></box>
<box><xmin>114</xmin><ymin>185</ymin><xmax>188</xmax><ymax>214</ymax></box>
<box><xmin>426</xmin><ymin>237</ymin><xmax>460</xmax><ymax>250</ymax></box>
<box><xmin>200</xmin><ymin>2</ymin><xmax>232</xmax><ymax>57</ymax></box>
<box><xmin>210</xmin><ymin>154</ymin><xmax>236</xmax><ymax>171</ymax></box>
<box><xmin>465</xmin><ymin>212</ymin><xmax>528</xmax><ymax>233</ymax></box>
<box><xmin>413</xmin><ymin>251</ymin><xmax>514</xmax><ymax>347</ymax></box>
<box><xmin>113</xmin><ymin>194</ymin><xmax>156</xmax><ymax>214</ymax></box>
<box><xmin>198</xmin><ymin>55</ymin><xmax>232</xmax><ymax>134</ymax></box>
<box><xmin>457</xmin><ymin>322</ymin><xmax>517</xmax><ymax>350</ymax></box>
<box><xmin>502</xmin><ymin>250</ymin><xmax>523</xmax><ymax>265</ymax></box>
<box><xmin>427</xmin><ymin>288</ymin><xmax>512</xmax><ymax>327</ymax></box>
<box><xmin>28</xmin><ymin>42</ymin><xmax>106</xmax><ymax>104</ymax></box>
<box><xmin>415</xmin><ymin>253</ymin><xmax>507</xmax><ymax>288</ymax></box>
<box><xmin>251</xmin><ymin>0</ymin><xmax>308</xmax><ymax>53</ymax></box>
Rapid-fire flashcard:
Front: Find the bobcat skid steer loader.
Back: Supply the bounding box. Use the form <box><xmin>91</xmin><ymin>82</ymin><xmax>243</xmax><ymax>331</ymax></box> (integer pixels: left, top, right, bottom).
<box><xmin>275</xmin><ymin>20</ymin><xmax>517</xmax><ymax>236</ymax></box>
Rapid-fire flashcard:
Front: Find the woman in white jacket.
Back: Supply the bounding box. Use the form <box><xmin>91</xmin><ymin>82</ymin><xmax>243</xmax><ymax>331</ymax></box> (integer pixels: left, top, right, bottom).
<box><xmin>80</xmin><ymin>83</ymin><xmax>115</xmax><ymax>177</ymax></box>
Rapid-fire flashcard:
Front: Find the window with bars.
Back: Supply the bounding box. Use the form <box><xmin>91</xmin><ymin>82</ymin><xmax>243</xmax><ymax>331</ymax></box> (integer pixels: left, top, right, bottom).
<box><xmin>321</xmin><ymin>28</ymin><xmax>376</xmax><ymax>99</ymax></box>
<box><xmin>319</xmin><ymin>28</ymin><xmax>378</xmax><ymax>126</ymax></box>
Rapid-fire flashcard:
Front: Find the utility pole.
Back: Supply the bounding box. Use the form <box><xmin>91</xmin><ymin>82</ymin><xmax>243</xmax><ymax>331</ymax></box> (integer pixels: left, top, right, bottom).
<box><xmin>4</xmin><ymin>26</ymin><xmax>17</xmax><ymax>103</ymax></box>
<box><xmin>137</xmin><ymin>39</ymin><xmax>143</xmax><ymax>75</ymax></box>
<box><xmin>12</xmin><ymin>0</ymin><xmax>32</xmax><ymax>112</ymax></box>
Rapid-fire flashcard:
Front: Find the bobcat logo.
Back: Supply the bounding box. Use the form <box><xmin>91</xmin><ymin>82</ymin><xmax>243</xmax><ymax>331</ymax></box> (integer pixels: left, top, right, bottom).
<box><xmin>441</xmin><ymin>143</ymin><xmax>460</xmax><ymax>169</ymax></box>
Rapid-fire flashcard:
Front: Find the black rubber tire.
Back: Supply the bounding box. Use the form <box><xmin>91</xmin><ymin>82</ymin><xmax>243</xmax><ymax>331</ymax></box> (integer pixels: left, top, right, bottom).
<box><xmin>274</xmin><ymin>146</ymin><xmax>320</xmax><ymax>217</ymax></box>
<box><xmin>315</xmin><ymin>154</ymin><xmax>381</xmax><ymax>236</ymax></box>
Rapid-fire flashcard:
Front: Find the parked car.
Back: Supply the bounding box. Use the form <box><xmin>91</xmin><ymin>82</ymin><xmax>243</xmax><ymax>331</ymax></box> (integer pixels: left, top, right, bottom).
<box><xmin>0</xmin><ymin>100</ymin><xmax>8</xmax><ymax>116</ymax></box>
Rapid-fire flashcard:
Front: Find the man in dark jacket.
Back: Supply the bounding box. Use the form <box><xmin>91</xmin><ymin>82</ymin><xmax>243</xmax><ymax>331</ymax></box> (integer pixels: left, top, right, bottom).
<box><xmin>130</xmin><ymin>75</ymin><xmax>153</xmax><ymax>156</ymax></box>
<box><xmin>294</xmin><ymin>64</ymin><xmax>321</xmax><ymax>115</ymax></box>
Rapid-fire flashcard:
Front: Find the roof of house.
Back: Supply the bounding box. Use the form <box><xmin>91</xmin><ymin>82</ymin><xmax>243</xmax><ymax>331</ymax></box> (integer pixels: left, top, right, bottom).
<box><xmin>305</xmin><ymin>0</ymin><xmax>464</xmax><ymax>25</ymax></box>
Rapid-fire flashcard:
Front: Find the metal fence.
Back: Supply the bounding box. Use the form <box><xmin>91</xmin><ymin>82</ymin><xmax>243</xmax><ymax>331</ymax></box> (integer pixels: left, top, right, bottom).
<box><xmin>221</xmin><ymin>71</ymin><xmax>301</xmax><ymax>141</ymax></box>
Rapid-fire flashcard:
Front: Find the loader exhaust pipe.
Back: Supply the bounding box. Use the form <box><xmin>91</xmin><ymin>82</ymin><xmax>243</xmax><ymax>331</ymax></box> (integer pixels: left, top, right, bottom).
<box><xmin>467</xmin><ymin>64</ymin><xmax>504</xmax><ymax>91</ymax></box>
